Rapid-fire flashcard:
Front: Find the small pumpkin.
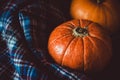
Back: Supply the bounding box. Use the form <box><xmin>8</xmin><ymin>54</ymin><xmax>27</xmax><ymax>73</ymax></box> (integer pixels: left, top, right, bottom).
<box><xmin>70</xmin><ymin>0</ymin><xmax>120</xmax><ymax>33</ymax></box>
<box><xmin>48</xmin><ymin>19</ymin><xmax>112</xmax><ymax>73</ymax></box>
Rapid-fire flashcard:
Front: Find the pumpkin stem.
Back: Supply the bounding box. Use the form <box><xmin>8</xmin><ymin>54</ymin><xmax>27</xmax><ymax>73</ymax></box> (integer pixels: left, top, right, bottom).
<box><xmin>97</xmin><ymin>0</ymin><xmax>104</xmax><ymax>4</ymax></box>
<box><xmin>73</xmin><ymin>27</ymin><xmax>88</xmax><ymax>37</ymax></box>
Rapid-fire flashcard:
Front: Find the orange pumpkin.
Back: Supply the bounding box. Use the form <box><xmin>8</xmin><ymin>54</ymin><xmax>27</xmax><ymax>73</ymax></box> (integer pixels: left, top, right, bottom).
<box><xmin>70</xmin><ymin>0</ymin><xmax>120</xmax><ymax>33</ymax></box>
<box><xmin>48</xmin><ymin>19</ymin><xmax>112</xmax><ymax>73</ymax></box>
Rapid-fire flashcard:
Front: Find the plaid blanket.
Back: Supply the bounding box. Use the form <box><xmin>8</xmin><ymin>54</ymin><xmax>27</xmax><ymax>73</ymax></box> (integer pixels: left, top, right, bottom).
<box><xmin>0</xmin><ymin>0</ymin><xmax>89</xmax><ymax>80</ymax></box>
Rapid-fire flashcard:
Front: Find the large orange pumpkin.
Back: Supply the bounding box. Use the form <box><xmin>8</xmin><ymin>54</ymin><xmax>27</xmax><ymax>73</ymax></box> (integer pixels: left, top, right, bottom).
<box><xmin>48</xmin><ymin>19</ymin><xmax>112</xmax><ymax>73</ymax></box>
<box><xmin>70</xmin><ymin>0</ymin><xmax>120</xmax><ymax>33</ymax></box>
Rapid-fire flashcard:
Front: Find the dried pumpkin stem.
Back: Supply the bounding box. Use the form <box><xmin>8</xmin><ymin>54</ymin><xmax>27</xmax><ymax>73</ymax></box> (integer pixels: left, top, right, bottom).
<box><xmin>73</xmin><ymin>27</ymin><xmax>88</xmax><ymax>37</ymax></box>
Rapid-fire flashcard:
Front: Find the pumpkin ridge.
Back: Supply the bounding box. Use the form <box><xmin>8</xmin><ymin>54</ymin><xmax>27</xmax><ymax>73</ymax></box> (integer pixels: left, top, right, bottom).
<box><xmin>86</xmin><ymin>36</ymin><xmax>112</xmax><ymax>71</ymax></box>
<box><xmin>87</xmin><ymin>36</ymin><xmax>99</xmax><ymax>54</ymax></box>
<box><xmin>87</xmin><ymin>36</ymin><xmax>103</xmax><ymax>71</ymax></box>
<box><xmin>89</xmin><ymin>34</ymin><xmax>112</xmax><ymax>54</ymax></box>
<box><xmin>78</xmin><ymin>37</ymin><xmax>84</xmax><ymax>70</ymax></box>
<box><xmin>48</xmin><ymin>19</ymin><xmax>112</xmax><ymax>73</ymax></box>
<box><xmin>83</xmin><ymin>36</ymin><xmax>94</xmax><ymax>72</ymax></box>
<box><xmin>83</xmin><ymin>36</ymin><xmax>88</xmax><ymax>72</ymax></box>
<box><xmin>89</xmin><ymin>35</ymin><xmax>111</xmax><ymax>52</ymax></box>
<box><xmin>49</xmin><ymin>33</ymin><xmax>72</xmax><ymax>46</ymax></box>
<box><xmin>74</xmin><ymin>37</ymin><xmax>84</xmax><ymax>69</ymax></box>
<box><xmin>64</xmin><ymin>23</ymin><xmax>76</xmax><ymax>29</ymax></box>
<box><xmin>61</xmin><ymin>37</ymin><xmax>76</xmax><ymax>66</ymax></box>
<box><xmin>57</xmin><ymin>24</ymin><xmax>74</xmax><ymax>30</ymax></box>
<box><xmin>71</xmin><ymin>19</ymin><xmax>80</xmax><ymax>28</ymax></box>
<box><xmin>91</xmin><ymin>36</ymin><xmax>110</xmax><ymax>53</ymax></box>
<box><xmin>81</xmin><ymin>37</ymin><xmax>85</xmax><ymax>71</ymax></box>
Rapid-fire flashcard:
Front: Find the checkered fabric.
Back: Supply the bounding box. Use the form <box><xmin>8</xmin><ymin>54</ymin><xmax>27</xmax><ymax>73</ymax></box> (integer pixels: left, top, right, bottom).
<box><xmin>0</xmin><ymin>0</ymin><xmax>89</xmax><ymax>80</ymax></box>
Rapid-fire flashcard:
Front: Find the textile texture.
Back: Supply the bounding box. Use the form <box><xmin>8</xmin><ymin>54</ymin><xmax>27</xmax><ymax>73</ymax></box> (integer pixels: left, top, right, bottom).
<box><xmin>0</xmin><ymin>0</ymin><xmax>89</xmax><ymax>80</ymax></box>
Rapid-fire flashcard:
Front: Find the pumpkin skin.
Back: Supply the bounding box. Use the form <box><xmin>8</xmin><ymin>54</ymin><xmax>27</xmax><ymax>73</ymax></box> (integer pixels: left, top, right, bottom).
<box><xmin>48</xmin><ymin>19</ymin><xmax>112</xmax><ymax>73</ymax></box>
<box><xmin>70</xmin><ymin>0</ymin><xmax>120</xmax><ymax>33</ymax></box>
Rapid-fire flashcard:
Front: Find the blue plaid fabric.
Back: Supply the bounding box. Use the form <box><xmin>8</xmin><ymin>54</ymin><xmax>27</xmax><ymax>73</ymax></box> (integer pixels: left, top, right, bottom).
<box><xmin>0</xmin><ymin>0</ymin><xmax>89</xmax><ymax>80</ymax></box>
